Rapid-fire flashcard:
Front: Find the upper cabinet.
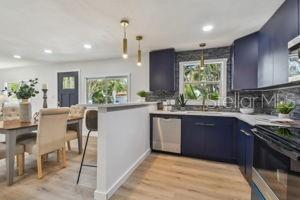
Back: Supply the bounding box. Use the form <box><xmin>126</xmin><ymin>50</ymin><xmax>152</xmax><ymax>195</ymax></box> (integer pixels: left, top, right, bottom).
<box><xmin>232</xmin><ymin>32</ymin><xmax>258</xmax><ymax>90</ymax></box>
<box><xmin>149</xmin><ymin>48</ymin><xmax>175</xmax><ymax>92</ymax></box>
<box><xmin>258</xmin><ymin>0</ymin><xmax>299</xmax><ymax>87</ymax></box>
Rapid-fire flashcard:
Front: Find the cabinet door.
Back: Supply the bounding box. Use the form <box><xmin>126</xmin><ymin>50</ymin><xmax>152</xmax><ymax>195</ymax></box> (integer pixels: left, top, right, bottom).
<box><xmin>258</xmin><ymin>27</ymin><xmax>274</xmax><ymax>87</ymax></box>
<box><xmin>237</xmin><ymin>121</ymin><xmax>246</xmax><ymax>173</ymax></box>
<box><xmin>271</xmin><ymin>0</ymin><xmax>298</xmax><ymax>85</ymax></box>
<box><xmin>181</xmin><ymin>117</ymin><xmax>205</xmax><ymax>157</ymax></box>
<box><xmin>203</xmin><ymin>117</ymin><xmax>235</xmax><ymax>161</ymax></box>
<box><xmin>238</xmin><ymin>121</ymin><xmax>254</xmax><ymax>182</ymax></box>
<box><xmin>233</xmin><ymin>32</ymin><xmax>258</xmax><ymax>90</ymax></box>
<box><xmin>149</xmin><ymin>49</ymin><xmax>175</xmax><ymax>91</ymax></box>
<box><xmin>245</xmin><ymin>131</ymin><xmax>254</xmax><ymax>181</ymax></box>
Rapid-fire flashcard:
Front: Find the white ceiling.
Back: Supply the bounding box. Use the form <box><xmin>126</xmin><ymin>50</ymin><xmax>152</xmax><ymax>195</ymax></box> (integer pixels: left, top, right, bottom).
<box><xmin>0</xmin><ymin>0</ymin><xmax>285</xmax><ymax>68</ymax></box>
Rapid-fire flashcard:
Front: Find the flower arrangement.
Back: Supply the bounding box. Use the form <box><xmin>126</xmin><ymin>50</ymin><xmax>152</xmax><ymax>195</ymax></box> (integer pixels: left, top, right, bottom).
<box><xmin>12</xmin><ymin>78</ymin><xmax>39</xmax><ymax>100</ymax></box>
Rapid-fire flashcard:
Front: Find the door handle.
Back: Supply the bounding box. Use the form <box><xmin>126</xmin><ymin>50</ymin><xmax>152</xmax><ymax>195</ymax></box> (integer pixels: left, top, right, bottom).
<box><xmin>241</xmin><ymin>129</ymin><xmax>251</xmax><ymax>136</ymax></box>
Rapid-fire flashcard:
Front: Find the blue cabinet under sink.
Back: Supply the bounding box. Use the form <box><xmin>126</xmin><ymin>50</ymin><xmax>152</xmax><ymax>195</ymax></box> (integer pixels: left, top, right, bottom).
<box><xmin>181</xmin><ymin>116</ymin><xmax>236</xmax><ymax>162</ymax></box>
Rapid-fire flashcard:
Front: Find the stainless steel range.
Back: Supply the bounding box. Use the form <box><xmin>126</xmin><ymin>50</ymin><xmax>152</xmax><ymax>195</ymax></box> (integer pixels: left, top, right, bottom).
<box><xmin>251</xmin><ymin>126</ymin><xmax>300</xmax><ymax>200</ymax></box>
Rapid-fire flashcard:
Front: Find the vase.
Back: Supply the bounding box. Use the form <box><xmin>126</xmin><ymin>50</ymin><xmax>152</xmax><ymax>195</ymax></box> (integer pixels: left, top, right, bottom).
<box><xmin>278</xmin><ymin>113</ymin><xmax>290</xmax><ymax>119</ymax></box>
<box><xmin>180</xmin><ymin>106</ymin><xmax>186</xmax><ymax>111</ymax></box>
<box><xmin>19</xmin><ymin>99</ymin><xmax>32</xmax><ymax>122</ymax></box>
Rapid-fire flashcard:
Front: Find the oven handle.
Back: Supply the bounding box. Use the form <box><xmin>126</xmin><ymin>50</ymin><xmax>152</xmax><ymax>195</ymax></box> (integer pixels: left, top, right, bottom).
<box><xmin>251</xmin><ymin>128</ymin><xmax>300</xmax><ymax>161</ymax></box>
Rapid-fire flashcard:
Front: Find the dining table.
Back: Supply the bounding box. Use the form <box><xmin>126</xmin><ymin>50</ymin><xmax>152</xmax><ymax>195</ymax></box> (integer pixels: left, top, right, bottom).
<box><xmin>0</xmin><ymin>116</ymin><xmax>83</xmax><ymax>186</ymax></box>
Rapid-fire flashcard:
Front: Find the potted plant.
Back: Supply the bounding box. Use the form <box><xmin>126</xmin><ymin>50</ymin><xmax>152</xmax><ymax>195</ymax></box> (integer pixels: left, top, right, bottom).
<box><xmin>177</xmin><ymin>94</ymin><xmax>188</xmax><ymax>111</ymax></box>
<box><xmin>276</xmin><ymin>101</ymin><xmax>295</xmax><ymax>119</ymax></box>
<box><xmin>137</xmin><ymin>90</ymin><xmax>149</xmax><ymax>102</ymax></box>
<box><xmin>12</xmin><ymin>78</ymin><xmax>39</xmax><ymax>122</ymax></box>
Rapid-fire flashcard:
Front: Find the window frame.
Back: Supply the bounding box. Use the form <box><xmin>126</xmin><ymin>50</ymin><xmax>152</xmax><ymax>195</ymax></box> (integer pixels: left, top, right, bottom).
<box><xmin>179</xmin><ymin>58</ymin><xmax>227</xmax><ymax>106</ymax></box>
<box><xmin>85</xmin><ymin>74</ymin><xmax>131</xmax><ymax>104</ymax></box>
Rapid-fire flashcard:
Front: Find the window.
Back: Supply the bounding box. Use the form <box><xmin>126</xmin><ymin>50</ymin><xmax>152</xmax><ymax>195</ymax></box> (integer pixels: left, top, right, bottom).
<box><xmin>63</xmin><ymin>77</ymin><xmax>75</xmax><ymax>89</ymax></box>
<box><xmin>179</xmin><ymin>59</ymin><xmax>227</xmax><ymax>105</ymax></box>
<box><xmin>86</xmin><ymin>76</ymin><xmax>129</xmax><ymax>104</ymax></box>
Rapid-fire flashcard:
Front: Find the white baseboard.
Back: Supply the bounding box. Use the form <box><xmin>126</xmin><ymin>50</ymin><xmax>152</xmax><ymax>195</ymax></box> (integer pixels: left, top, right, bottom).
<box><xmin>94</xmin><ymin>149</ymin><xmax>151</xmax><ymax>200</ymax></box>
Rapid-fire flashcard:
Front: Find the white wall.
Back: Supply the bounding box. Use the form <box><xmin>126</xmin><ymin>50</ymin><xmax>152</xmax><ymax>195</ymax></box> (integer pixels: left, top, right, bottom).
<box><xmin>0</xmin><ymin>54</ymin><xmax>149</xmax><ymax>113</ymax></box>
<box><xmin>94</xmin><ymin>104</ymin><xmax>156</xmax><ymax>200</ymax></box>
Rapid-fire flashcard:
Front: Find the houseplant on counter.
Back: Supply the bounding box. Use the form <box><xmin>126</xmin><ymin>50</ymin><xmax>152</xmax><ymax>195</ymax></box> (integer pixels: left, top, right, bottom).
<box><xmin>176</xmin><ymin>94</ymin><xmax>188</xmax><ymax>111</ymax></box>
<box><xmin>276</xmin><ymin>101</ymin><xmax>295</xmax><ymax>119</ymax></box>
<box><xmin>137</xmin><ymin>90</ymin><xmax>149</xmax><ymax>102</ymax></box>
<box><xmin>12</xmin><ymin>78</ymin><xmax>39</xmax><ymax>122</ymax></box>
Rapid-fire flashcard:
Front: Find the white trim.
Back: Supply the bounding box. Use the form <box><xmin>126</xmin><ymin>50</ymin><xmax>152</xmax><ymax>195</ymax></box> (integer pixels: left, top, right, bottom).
<box><xmin>84</xmin><ymin>73</ymin><xmax>131</xmax><ymax>104</ymax></box>
<box><xmin>94</xmin><ymin>149</ymin><xmax>151</xmax><ymax>200</ymax></box>
<box><xmin>179</xmin><ymin>58</ymin><xmax>227</xmax><ymax>106</ymax></box>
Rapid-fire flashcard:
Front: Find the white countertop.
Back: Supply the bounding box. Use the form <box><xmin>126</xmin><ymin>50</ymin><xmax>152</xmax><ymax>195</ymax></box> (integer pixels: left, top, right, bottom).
<box><xmin>150</xmin><ymin>110</ymin><xmax>282</xmax><ymax>126</ymax></box>
<box><xmin>81</xmin><ymin>102</ymin><xmax>157</xmax><ymax>112</ymax></box>
<box><xmin>89</xmin><ymin>102</ymin><xmax>156</xmax><ymax>108</ymax></box>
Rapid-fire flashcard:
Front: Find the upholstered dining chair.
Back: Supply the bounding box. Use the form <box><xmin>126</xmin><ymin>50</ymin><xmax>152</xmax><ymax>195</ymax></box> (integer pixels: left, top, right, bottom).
<box><xmin>2</xmin><ymin>106</ymin><xmax>20</xmax><ymax>121</ymax></box>
<box><xmin>19</xmin><ymin>108</ymin><xmax>70</xmax><ymax>179</ymax></box>
<box><xmin>0</xmin><ymin>143</ymin><xmax>25</xmax><ymax>176</ymax></box>
<box><xmin>65</xmin><ymin>105</ymin><xmax>86</xmax><ymax>152</ymax></box>
<box><xmin>2</xmin><ymin>106</ymin><xmax>36</xmax><ymax>142</ymax></box>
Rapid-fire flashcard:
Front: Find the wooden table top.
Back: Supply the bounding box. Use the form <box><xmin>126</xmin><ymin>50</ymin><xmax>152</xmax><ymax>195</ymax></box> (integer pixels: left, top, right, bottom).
<box><xmin>0</xmin><ymin>116</ymin><xmax>83</xmax><ymax>131</ymax></box>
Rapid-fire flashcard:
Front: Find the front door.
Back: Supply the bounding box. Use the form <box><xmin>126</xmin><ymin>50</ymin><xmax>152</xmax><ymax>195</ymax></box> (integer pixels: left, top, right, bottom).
<box><xmin>57</xmin><ymin>71</ymin><xmax>79</xmax><ymax>107</ymax></box>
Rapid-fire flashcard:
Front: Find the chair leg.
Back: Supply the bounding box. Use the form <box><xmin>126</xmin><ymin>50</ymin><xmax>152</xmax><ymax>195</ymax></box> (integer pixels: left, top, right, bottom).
<box><xmin>42</xmin><ymin>154</ymin><xmax>48</xmax><ymax>162</ymax></box>
<box><xmin>57</xmin><ymin>150</ymin><xmax>60</xmax><ymax>162</ymax></box>
<box><xmin>37</xmin><ymin>155</ymin><xmax>43</xmax><ymax>179</ymax></box>
<box><xmin>76</xmin><ymin>130</ymin><xmax>91</xmax><ymax>184</ymax></box>
<box><xmin>67</xmin><ymin>141</ymin><xmax>71</xmax><ymax>151</ymax></box>
<box><xmin>61</xmin><ymin>147</ymin><xmax>67</xmax><ymax>168</ymax></box>
<box><xmin>17</xmin><ymin>154</ymin><xmax>25</xmax><ymax>176</ymax></box>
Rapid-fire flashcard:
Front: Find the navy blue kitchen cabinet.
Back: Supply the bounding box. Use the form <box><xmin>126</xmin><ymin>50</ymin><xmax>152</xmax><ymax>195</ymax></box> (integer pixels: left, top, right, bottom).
<box><xmin>237</xmin><ymin>120</ymin><xmax>254</xmax><ymax>182</ymax></box>
<box><xmin>271</xmin><ymin>0</ymin><xmax>298</xmax><ymax>85</ymax></box>
<box><xmin>258</xmin><ymin>0</ymin><xmax>299</xmax><ymax>87</ymax></box>
<box><xmin>232</xmin><ymin>32</ymin><xmax>258</xmax><ymax>90</ymax></box>
<box><xmin>149</xmin><ymin>48</ymin><xmax>175</xmax><ymax>92</ymax></box>
<box><xmin>182</xmin><ymin>116</ymin><xmax>235</xmax><ymax>162</ymax></box>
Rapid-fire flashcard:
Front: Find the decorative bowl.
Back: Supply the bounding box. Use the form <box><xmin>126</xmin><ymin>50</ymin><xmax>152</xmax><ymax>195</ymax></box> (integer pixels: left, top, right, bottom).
<box><xmin>240</xmin><ymin>108</ymin><xmax>254</xmax><ymax>114</ymax></box>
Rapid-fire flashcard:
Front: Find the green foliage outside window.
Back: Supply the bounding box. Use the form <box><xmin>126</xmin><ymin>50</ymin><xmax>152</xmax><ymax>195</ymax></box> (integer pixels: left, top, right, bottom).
<box><xmin>87</xmin><ymin>77</ymin><xmax>128</xmax><ymax>104</ymax></box>
<box><xmin>183</xmin><ymin>63</ymin><xmax>221</xmax><ymax>101</ymax></box>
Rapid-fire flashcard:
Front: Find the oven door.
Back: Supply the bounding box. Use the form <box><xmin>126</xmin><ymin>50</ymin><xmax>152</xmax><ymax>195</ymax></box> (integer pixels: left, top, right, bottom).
<box><xmin>252</xmin><ymin>129</ymin><xmax>300</xmax><ymax>200</ymax></box>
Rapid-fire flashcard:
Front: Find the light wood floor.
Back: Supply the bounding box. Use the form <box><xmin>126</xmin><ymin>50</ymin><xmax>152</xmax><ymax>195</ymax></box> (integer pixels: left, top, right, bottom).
<box><xmin>111</xmin><ymin>154</ymin><xmax>251</xmax><ymax>200</ymax></box>
<box><xmin>0</xmin><ymin>137</ymin><xmax>251</xmax><ymax>200</ymax></box>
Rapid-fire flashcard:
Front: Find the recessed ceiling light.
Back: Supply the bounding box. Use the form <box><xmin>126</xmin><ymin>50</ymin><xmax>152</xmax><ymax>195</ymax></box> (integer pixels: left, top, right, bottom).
<box><xmin>202</xmin><ymin>25</ymin><xmax>214</xmax><ymax>32</ymax></box>
<box><xmin>83</xmin><ymin>44</ymin><xmax>92</xmax><ymax>49</ymax></box>
<box><xmin>13</xmin><ymin>55</ymin><xmax>22</xmax><ymax>59</ymax></box>
<box><xmin>44</xmin><ymin>49</ymin><xmax>53</xmax><ymax>54</ymax></box>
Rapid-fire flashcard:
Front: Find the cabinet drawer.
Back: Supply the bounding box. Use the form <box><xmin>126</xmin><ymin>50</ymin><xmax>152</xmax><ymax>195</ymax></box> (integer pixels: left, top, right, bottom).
<box><xmin>182</xmin><ymin>116</ymin><xmax>234</xmax><ymax>126</ymax></box>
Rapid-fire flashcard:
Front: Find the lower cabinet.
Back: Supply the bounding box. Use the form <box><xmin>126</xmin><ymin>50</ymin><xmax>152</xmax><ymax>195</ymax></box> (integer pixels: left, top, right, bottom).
<box><xmin>181</xmin><ymin>116</ymin><xmax>235</xmax><ymax>162</ymax></box>
<box><xmin>237</xmin><ymin>120</ymin><xmax>254</xmax><ymax>182</ymax></box>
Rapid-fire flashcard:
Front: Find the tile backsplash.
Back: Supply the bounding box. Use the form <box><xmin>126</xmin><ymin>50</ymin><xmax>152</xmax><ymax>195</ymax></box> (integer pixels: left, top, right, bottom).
<box><xmin>148</xmin><ymin>46</ymin><xmax>300</xmax><ymax>115</ymax></box>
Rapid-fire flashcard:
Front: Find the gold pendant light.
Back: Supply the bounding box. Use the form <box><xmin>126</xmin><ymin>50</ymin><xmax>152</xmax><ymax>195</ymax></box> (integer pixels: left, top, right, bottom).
<box><xmin>136</xmin><ymin>36</ymin><xmax>143</xmax><ymax>66</ymax></box>
<box><xmin>199</xmin><ymin>43</ymin><xmax>206</xmax><ymax>70</ymax></box>
<box><xmin>120</xmin><ymin>19</ymin><xmax>129</xmax><ymax>59</ymax></box>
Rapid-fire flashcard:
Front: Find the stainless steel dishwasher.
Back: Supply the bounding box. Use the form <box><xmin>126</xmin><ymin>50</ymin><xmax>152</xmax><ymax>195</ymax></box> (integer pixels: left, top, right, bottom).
<box><xmin>152</xmin><ymin>116</ymin><xmax>181</xmax><ymax>153</ymax></box>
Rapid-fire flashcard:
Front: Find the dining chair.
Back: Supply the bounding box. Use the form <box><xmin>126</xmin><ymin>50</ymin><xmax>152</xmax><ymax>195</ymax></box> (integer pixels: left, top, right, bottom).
<box><xmin>2</xmin><ymin>106</ymin><xmax>37</xmax><ymax>142</ymax></box>
<box><xmin>18</xmin><ymin>108</ymin><xmax>70</xmax><ymax>179</ymax></box>
<box><xmin>66</xmin><ymin>105</ymin><xmax>86</xmax><ymax>152</ymax></box>
<box><xmin>2</xmin><ymin>106</ymin><xmax>20</xmax><ymax>121</ymax></box>
<box><xmin>0</xmin><ymin>142</ymin><xmax>25</xmax><ymax>176</ymax></box>
<box><xmin>77</xmin><ymin>109</ymin><xmax>97</xmax><ymax>184</ymax></box>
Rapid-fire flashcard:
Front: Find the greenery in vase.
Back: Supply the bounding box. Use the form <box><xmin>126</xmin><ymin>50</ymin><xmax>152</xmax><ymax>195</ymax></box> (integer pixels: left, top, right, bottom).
<box><xmin>12</xmin><ymin>78</ymin><xmax>39</xmax><ymax>100</ymax></box>
<box><xmin>137</xmin><ymin>90</ymin><xmax>149</xmax><ymax>98</ymax></box>
<box><xmin>276</xmin><ymin>101</ymin><xmax>295</xmax><ymax>114</ymax></box>
<box><xmin>177</xmin><ymin>94</ymin><xmax>188</xmax><ymax>107</ymax></box>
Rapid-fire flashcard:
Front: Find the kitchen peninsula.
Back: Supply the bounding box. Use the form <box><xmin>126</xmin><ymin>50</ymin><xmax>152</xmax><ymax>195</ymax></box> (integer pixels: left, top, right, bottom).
<box><xmin>93</xmin><ymin>102</ymin><xmax>156</xmax><ymax>200</ymax></box>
